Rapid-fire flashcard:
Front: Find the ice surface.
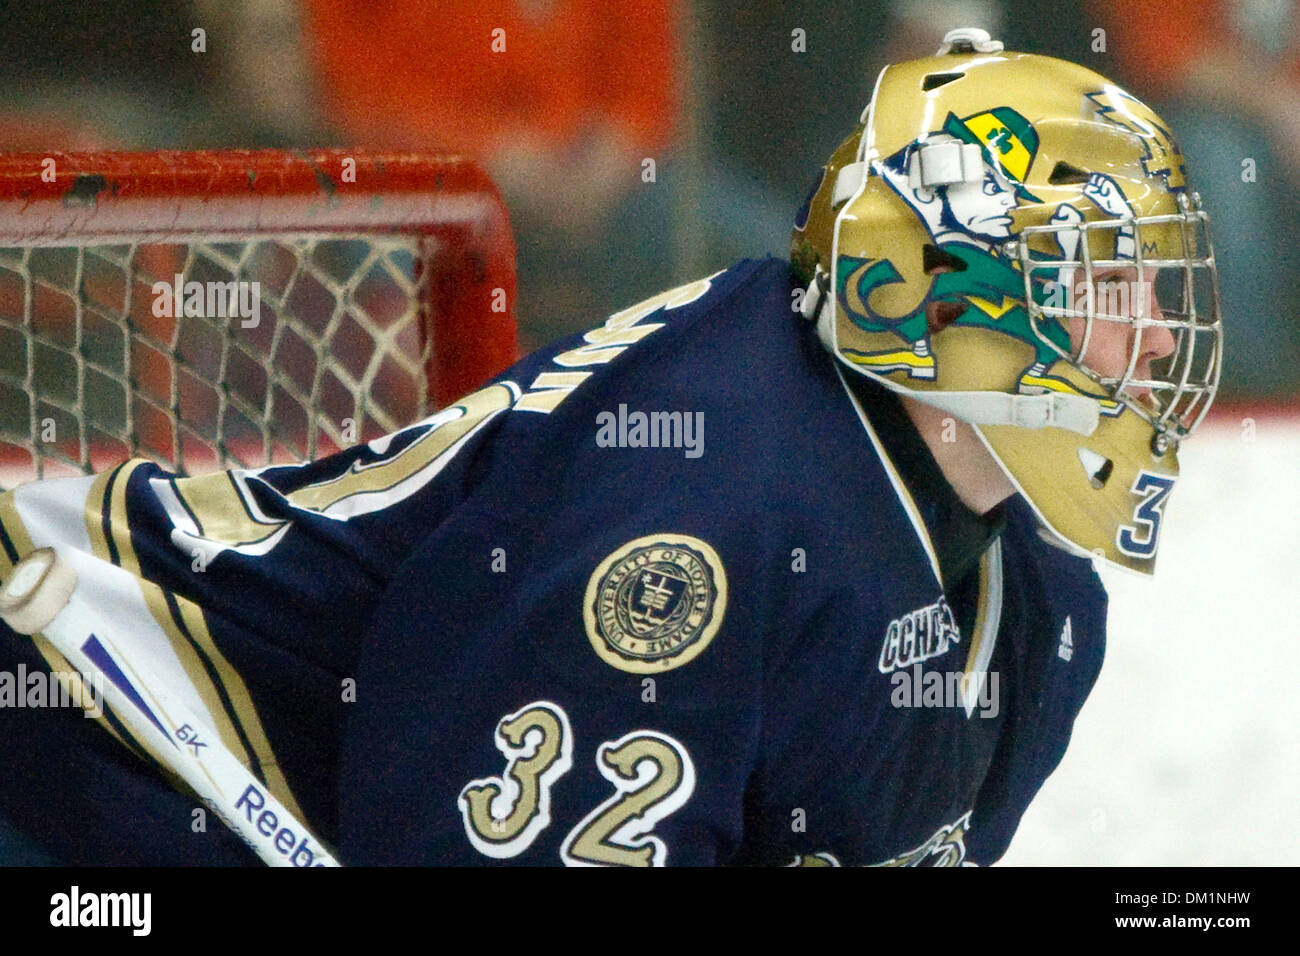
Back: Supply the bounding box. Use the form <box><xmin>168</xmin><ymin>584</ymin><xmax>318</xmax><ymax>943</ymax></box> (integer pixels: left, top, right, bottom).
<box><xmin>999</xmin><ymin>412</ymin><xmax>1300</xmax><ymax>865</ymax></box>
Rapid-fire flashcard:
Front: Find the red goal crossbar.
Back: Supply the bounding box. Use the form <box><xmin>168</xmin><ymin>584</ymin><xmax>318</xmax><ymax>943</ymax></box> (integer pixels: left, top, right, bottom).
<box><xmin>0</xmin><ymin>149</ymin><xmax>518</xmax><ymax>409</ymax></box>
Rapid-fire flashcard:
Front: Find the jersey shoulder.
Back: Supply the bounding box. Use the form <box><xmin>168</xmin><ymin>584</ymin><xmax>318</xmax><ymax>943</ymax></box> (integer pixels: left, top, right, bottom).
<box><xmin>493</xmin><ymin>257</ymin><xmax>803</xmax><ymax>412</ymax></box>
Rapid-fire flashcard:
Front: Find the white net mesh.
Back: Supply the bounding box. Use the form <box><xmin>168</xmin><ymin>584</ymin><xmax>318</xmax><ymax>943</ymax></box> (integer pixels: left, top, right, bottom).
<box><xmin>0</xmin><ymin>234</ymin><xmax>433</xmax><ymax>490</ymax></box>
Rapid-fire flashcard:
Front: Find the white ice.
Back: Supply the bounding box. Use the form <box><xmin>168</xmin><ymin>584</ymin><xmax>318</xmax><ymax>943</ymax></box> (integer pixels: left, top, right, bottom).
<box><xmin>1000</xmin><ymin>412</ymin><xmax>1300</xmax><ymax>865</ymax></box>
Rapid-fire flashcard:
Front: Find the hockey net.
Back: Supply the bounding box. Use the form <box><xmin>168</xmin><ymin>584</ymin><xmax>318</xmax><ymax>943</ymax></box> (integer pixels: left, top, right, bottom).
<box><xmin>0</xmin><ymin>149</ymin><xmax>517</xmax><ymax>490</ymax></box>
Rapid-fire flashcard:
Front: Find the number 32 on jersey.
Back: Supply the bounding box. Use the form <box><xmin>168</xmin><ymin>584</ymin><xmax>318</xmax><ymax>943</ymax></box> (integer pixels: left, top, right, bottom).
<box><xmin>457</xmin><ymin>701</ymin><xmax>696</xmax><ymax>866</ymax></box>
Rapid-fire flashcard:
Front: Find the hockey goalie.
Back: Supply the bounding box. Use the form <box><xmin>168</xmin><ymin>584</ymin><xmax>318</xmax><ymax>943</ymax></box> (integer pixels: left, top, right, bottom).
<box><xmin>0</xmin><ymin>30</ymin><xmax>1221</xmax><ymax>866</ymax></box>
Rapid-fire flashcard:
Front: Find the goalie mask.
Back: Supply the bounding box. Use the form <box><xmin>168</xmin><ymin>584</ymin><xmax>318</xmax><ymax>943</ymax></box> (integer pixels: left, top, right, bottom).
<box><xmin>791</xmin><ymin>28</ymin><xmax>1222</xmax><ymax>574</ymax></box>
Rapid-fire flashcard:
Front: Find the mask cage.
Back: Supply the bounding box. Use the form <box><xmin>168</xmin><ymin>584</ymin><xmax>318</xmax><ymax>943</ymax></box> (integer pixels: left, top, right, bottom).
<box><xmin>1013</xmin><ymin>191</ymin><xmax>1222</xmax><ymax>444</ymax></box>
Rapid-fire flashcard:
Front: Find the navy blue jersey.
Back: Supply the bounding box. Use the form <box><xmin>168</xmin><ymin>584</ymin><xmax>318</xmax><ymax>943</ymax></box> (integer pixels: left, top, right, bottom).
<box><xmin>0</xmin><ymin>258</ymin><xmax>1106</xmax><ymax>866</ymax></box>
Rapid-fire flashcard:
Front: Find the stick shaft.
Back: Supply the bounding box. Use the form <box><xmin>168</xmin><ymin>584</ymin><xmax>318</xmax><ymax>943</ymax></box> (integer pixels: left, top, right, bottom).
<box><xmin>3</xmin><ymin>549</ymin><xmax>341</xmax><ymax>866</ymax></box>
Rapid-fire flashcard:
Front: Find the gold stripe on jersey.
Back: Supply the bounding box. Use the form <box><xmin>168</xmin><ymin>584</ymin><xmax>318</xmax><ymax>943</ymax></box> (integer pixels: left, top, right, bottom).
<box><xmin>286</xmin><ymin>382</ymin><xmax>515</xmax><ymax>514</ymax></box>
<box><xmin>0</xmin><ymin>474</ymin><xmax>144</xmax><ymax>760</ymax></box>
<box><xmin>0</xmin><ymin>487</ymin><xmax>34</xmax><ymax>573</ymax></box>
<box><xmin>168</xmin><ymin>592</ymin><xmax>304</xmax><ymax>820</ymax></box>
<box><xmin>171</xmin><ymin>472</ymin><xmax>286</xmax><ymax>551</ymax></box>
<box><xmin>516</xmin><ymin>371</ymin><xmax>592</xmax><ymax>414</ymax></box>
<box><xmin>84</xmin><ymin>466</ymin><xmax>119</xmax><ymax>566</ymax></box>
<box><xmin>99</xmin><ymin>460</ymin><xmax>308</xmax><ymax>821</ymax></box>
<box><xmin>0</xmin><ymin>488</ymin><xmax>49</xmax><ymax>668</ymax></box>
<box><xmin>960</xmin><ymin>539</ymin><xmax>1004</xmax><ymax>719</ymax></box>
<box><xmin>1</xmin><ymin>478</ymin><xmax>97</xmax><ymax>705</ymax></box>
<box><xmin>87</xmin><ymin>462</ymin><xmax>224</xmax><ymax>778</ymax></box>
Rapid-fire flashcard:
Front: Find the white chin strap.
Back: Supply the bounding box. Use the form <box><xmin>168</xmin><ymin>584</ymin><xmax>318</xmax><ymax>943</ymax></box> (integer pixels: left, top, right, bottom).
<box><xmin>894</xmin><ymin>387</ymin><xmax>1100</xmax><ymax>435</ymax></box>
<box><xmin>801</xmin><ymin>271</ymin><xmax>1101</xmax><ymax>437</ymax></box>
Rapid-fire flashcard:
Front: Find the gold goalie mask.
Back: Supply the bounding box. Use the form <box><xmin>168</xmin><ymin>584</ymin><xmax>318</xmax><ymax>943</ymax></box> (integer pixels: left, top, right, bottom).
<box><xmin>791</xmin><ymin>28</ymin><xmax>1223</xmax><ymax>574</ymax></box>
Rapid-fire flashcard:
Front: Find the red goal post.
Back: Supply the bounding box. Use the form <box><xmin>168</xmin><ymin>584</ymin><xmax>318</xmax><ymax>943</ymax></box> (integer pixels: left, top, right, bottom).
<box><xmin>0</xmin><ymin>149</ymin><xmax>518</xmax><ymax>486</ymax></box>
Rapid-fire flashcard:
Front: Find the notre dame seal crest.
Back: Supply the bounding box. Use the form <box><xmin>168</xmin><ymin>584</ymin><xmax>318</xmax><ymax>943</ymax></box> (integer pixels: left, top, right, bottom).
<box><xmin>583</xmin><ymin>533</ymin><xmax>727</xmax><ymax>674</ymax></box>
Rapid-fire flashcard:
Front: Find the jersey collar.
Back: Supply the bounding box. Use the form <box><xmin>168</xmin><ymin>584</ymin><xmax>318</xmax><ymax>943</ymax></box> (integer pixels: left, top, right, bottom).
<box><xmin>840</xmin><ymin>370</ymin><xmax>1006</xmax><ymax>591</ymax></box>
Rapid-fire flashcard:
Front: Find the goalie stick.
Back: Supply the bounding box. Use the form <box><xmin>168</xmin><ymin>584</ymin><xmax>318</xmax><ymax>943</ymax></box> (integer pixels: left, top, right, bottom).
<box><xmin>0</xmin><ymin>547</ymin><xmax>341</xmax><ymax>866</ymax></box>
